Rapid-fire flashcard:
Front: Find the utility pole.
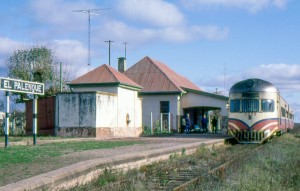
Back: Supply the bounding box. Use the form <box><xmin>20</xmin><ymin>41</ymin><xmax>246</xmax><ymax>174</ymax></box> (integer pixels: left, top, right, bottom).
<box><xmin>73</xmin><ymin>8</ymin><xmax>109</xmax><ymax>70</ymax></box>
<box><xmin>105</xmin><ymin>40</ymin><xmax>114</xmax><ymax>66</ymax></box>
<box><xmin>123</xmin><ymin>42</ymin><xmax>128</xmax><ymax>59</ymax></box>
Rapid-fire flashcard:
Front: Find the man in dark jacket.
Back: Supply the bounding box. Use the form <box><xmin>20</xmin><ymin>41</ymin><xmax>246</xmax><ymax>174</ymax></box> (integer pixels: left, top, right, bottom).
<box><xmin>184</xmin><ymin>114</ymin><xmax>191</xmax><ymax>133</ymax></box>
<box><xmin>201</xmin><ymin>115</ymin><xmax>208</xmax><ymax>134</ymax></box>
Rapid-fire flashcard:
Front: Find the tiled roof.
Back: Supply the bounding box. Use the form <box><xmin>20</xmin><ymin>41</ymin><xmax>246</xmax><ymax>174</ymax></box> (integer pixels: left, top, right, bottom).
<box><xmin>69</xmin><ymin>64</ymin><xmax>142</xmax><ymax>89</ymax></box>
<box><xmin>124</xmin><ymin>56</ymin><xmax>202</xmax><ymax>93</ymax></box>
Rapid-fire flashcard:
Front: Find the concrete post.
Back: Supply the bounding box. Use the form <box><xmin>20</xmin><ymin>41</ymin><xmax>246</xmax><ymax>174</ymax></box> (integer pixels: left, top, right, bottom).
<box><xmin>5</xmin><ymin>91</ymin><xmax>9</xmax><ymax>147</ymax></box>
<box><xmin>33</xmin><ymin>96</ymin><xmax>37</xmax><ymax>145</ymax></box>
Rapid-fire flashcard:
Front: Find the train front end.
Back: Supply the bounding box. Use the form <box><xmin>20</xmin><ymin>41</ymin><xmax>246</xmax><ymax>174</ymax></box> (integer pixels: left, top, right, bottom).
<box><xmin>228</xmin><ymin>79</ymin><xmax>279</xmax><ymax>143</ymax></box>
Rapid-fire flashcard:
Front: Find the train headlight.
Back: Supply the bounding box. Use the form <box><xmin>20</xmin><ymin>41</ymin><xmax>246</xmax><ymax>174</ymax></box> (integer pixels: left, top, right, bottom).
<box><xmin>264</xmin><ymin>130</ymin><xmax>271</xmax><ymax>137</ymax></box>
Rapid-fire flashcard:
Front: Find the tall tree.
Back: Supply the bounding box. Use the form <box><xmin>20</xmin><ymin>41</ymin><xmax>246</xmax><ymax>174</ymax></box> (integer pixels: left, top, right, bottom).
<box><xmin>6</xmin><ymin>46</ymin><xmax>63</xmax><ymax>101</ymax></box>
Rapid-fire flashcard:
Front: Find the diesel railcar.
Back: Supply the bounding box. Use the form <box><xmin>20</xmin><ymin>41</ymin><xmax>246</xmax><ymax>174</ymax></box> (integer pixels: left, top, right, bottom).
<box><xmin>228</xmin><ymin>78</ymin><xmax>294</xmax><ymax>143</ymax></box>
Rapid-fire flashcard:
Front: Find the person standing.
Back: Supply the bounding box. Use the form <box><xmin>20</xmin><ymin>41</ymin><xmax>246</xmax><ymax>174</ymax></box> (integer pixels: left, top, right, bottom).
<box><xmin>185</xmin><ymin>114</ymin><xmax>191</xmax><ymax>133</ymax></box>
<box><xmin>212</xmin><ymin>115</ymin><xmax>218</xmax><ymax>133</ymax></box>
<box><xmin>201</xmin><ymin>115</ymin><xmax>208</xmax><ymax>134</ymax></box>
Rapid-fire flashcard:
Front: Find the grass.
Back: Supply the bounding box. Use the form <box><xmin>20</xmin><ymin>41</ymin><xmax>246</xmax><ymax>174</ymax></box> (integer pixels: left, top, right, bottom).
<box><xmin>0</xmin><ymin>140</ymin><xmax>142</xmax><ymax>186</ymax></box>
<box><xmin>71</xmin><ymin>126</ymin><xmax>300</xmax><ymax>191</ymax></box>
<box><xmin>196</xmin><ymin>127</ymin><xmax>300</xmax><ymax>191</ymax></box>
<box><xmin>0</xmin><ymin>135</ymin><xmax>63</xmax><ymax>142</ymax></box>
<box><xmin>0</xmin><ymin>140</ymin><xmax>140</xmax><ymax>168</ymax></box>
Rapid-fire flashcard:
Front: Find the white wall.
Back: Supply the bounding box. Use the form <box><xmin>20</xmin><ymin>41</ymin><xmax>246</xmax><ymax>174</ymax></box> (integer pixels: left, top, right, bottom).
<box><xmin>56</xmin><ymin>93</ymin><xmax>96</xmax><ymax>128</ymax></box>
<box><xmin>141</xmin><ymin>94</ymin><xmax>180</xmax><ymax>130</ymax></box>
<box><xmin>181</xmin><ymin>92</ymin><xmax>228</xmax><ymax>116</ymax></box>
<box><xmin>117</xmin><ymin>87</ymin><xmax>142</xmax><ymax>128</ymax></box>
<box><xmin>56</xmin><ymin>88</ymin><xmax>142</xmax><ymax>138</ymax></box>
<box><xmin>95</xmin><ymin>92</ymin><xmax>118</xmax><ymax>128</ymax></box>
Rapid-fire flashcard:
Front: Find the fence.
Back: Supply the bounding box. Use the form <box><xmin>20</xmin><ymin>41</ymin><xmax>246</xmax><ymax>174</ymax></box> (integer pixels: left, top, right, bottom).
<box><xmin>148</xmin><ymin>112</ymin><xmax>172</xmax><ymax>134</ymax></box>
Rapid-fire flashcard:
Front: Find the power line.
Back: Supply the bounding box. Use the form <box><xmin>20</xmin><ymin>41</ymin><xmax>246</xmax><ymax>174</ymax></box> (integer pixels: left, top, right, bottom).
<box><xmin>73</xmin><ymin>8</ymin><xmax>110</xmax><ymax>69</ymax></box>
<box><xmin>105</xmin><ymin>40</ymin><xmax>114</xmax><ymax>66</ymax></box>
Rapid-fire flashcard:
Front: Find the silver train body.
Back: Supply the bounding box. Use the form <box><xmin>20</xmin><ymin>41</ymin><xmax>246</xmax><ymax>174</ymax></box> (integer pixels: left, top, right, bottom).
<box><xmin>228</xmin><ymin>78</ymin><xmax>294</xmax><ymax>143</ymax></box>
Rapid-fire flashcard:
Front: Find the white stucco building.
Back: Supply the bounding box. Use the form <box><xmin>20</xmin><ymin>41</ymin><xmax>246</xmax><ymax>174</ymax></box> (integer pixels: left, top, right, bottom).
<box><xmin>56</xmin><ymin>56</ymin><xmax>228</xmax><ymax>137</ymax></box>
<box><xmin>124</xmin><ymin>56</ymin><xmax>228</xmax><ymax>132</ymax></box>
<box><xmin>56</xmin><ymin>64</ymin><xmax>142</xmax><ymax>138</ymax></box>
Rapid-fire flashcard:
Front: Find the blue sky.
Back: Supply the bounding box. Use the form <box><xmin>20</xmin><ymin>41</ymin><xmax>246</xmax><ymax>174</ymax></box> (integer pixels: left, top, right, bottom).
<box><xmin>0</xmin><ymin>0</ymin><xmax>299</xmax><ymax>121</ymax></box>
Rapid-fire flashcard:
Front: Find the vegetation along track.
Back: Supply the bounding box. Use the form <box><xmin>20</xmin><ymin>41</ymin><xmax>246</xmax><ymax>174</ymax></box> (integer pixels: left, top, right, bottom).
<box><xmin>70</xmin><ymin>140</ymin><xmax>265</xmax><ymax>191</ymax></box>
<box><xmin>61</xmin><ymin>125</ymin><xmax>299</xmax><ymax>190</ymax></box>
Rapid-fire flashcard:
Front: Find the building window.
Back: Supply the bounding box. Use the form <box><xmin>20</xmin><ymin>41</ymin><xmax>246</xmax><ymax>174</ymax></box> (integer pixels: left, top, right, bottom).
<box><xmin>242</xmin><ymin>99</ymin><xmax>259</xmax><ymax>112</ymax></box>
<box><xmin>160</xmin><ymin>101</ymin><xmax>169</xmax><ymax>113</ymax></box>
<box><xmin>261</xmin><ymin>99</ymin><xmax>274</xmax><ymax>112</ymax></box>
<box><xmin>230</xmin><ymin>100</ymin><xmax>240</xmax><ymax>112</ymax></box>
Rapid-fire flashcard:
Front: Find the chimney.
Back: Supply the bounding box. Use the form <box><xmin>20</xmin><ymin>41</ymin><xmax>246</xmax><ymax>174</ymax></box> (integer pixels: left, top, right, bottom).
<box><xmin>118</xmin><ymin>57</ymin><xmax>126</xmax><ymax>73</ymax></box>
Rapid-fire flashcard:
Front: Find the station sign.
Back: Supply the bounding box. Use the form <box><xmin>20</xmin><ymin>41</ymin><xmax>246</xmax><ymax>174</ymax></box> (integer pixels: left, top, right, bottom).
<box><xmin>0</xmin><ymin>77</ymin><xmax>44</xmax><ymax>95</ymax></box>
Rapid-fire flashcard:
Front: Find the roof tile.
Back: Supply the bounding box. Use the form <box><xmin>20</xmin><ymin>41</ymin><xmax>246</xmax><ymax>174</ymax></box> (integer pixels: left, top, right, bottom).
<box><xmin>124</xmin><ymin>56</ymin><xmax>201</xmax><ymax>93</ymax></box>
<box><xmin>70</xmin><ymin>64</ymin><xmax>142</xmax><ymax>89</ymax></box>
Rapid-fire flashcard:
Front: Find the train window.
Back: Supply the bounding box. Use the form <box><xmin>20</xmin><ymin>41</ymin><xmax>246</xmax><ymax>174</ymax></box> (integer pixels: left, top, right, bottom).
<box><xmin>230</xmin><ymin>100</ymin><xmax>240</xmax><ymax>112</ymax></box>
<box><xmin>261</xmin><ymin>99</ymin><xmax>275</xmax><ymax>112</ymax></box>
<box><xmin>242</xmin><ymin>99</ymin><xmax>259</xmax><ymax>112</ymax></box>
<box><xmin>281</xmin><ymin>107</ymin><xmax>286</xmax><ymax>117</ymax></box>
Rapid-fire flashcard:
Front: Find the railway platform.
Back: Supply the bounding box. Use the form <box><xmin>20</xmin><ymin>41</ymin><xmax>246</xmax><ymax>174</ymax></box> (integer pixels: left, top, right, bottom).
<box><xmin>0</xmin><ymin>133</ymin><xmax>231</xmax><ymax>191</ymax></box>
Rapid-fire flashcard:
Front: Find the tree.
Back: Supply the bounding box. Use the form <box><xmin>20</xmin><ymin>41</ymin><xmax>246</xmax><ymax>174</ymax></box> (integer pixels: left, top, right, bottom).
<box><xmin>6</xmin><ymin>46</ymin><xmax>64</xmax><ymax>101</ymax></box>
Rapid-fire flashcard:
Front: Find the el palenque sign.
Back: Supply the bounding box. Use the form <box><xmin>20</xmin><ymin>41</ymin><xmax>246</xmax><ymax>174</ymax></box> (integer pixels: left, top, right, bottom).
<box><xmin>0</xmin><ymin>77</ymin><xmax>44</xmax><ymax>95</ymax></box>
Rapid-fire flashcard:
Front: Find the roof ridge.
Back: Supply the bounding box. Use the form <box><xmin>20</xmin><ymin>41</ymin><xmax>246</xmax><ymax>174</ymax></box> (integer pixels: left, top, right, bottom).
<box><xmin>104</xmin><ymin>64</ymin><xmax>119</xmax><ymax>83</ymax></box>
<box><xmin>105</xmin><ymin>64</ymin><xmax>142</xmax><ymax>88</ymax></box>
<box><xmin>147</xmin><ymin>57</ymin><xmax>183</xmax><ymax>92</ymax></box>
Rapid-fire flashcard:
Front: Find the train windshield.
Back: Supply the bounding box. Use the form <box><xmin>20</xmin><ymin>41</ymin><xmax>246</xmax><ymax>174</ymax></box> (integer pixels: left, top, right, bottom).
<box><xmin>230</xmin><ymin>100</ymin><xmax>240</xmax><ymax>112</ymax></box>
<box><xmin>261</xmin><ymin>99</ymin><xmax>275</xmax><ymax>112</ymax></box>
<box><xmin>242</xmin><ymin>99</ymin><xmax>259</xmax><ymax>112</ymax></box>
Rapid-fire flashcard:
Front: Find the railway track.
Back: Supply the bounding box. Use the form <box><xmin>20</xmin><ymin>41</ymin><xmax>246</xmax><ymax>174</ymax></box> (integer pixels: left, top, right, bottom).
<box><xmin>96</xmin><ymin>142</ymin><xmax>265</xmax><ymax>191</ymax></box>
<box><xmin>172</xmin><ymin>144</ymin><xmax>264</xmax><ymax>191</ymax></box>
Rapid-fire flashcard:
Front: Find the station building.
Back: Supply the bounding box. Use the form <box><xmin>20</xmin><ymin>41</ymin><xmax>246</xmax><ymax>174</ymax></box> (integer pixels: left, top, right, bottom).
<box><xmin>123</xmin><ymin>56</ymin><xmax>228</xmax><ymax>132</ymax></box>
<box><xmin>26</xmin><ymin>56</ymin><xmax>228</xmax><ymax>137</ymax></box>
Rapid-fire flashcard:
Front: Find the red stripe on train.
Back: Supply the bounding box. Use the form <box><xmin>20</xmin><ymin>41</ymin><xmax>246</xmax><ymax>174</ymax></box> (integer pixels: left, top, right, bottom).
<box><xmin>252</xmin><ymin>119</ymin><xmax>278</xmax><ymax>131</ymax></box>
<box><xmin>228</xmin><ymin>119</ymin><xmax>248</xmax><ymax>131</ymax></box>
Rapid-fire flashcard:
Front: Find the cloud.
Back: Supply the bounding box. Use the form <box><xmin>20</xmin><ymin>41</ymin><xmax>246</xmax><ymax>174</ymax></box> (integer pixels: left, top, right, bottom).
<box><xmin>49</xmin><ymin>40</ymin><xmax>88</xmax><ymax>65</ymax></box>
<box><xmin>0</xmin><ymin>36</ymin><xmax>89</xmax><ymax>78</ymax></box>
<box><xmin>116</xmin><ymin>0</ymin><xmax>184</xmax><ymax>27</ymax></box>
<box><xmin>27</xmin><ymin>0</ymin><xmax>228</xmax><ymax>46</ymax></box>
<box><xmin>47</xmin><ymin>39</ymin><xmax>89</xmax><ymax>77</ymax></box>
<box><xmin>197</xmin><ymin>63</ymin><xmax>300</xmax><ymax>121</ymax></box>
<box><xmin>112</xmin><ymin>0</ymin><xmax>228</xmax><ymax>43</ymax></box>
<box><xmin>0</xmin><ymin>37</ymin><xmax>29</xmax><ymax>67</ymax></box>
<box><xmin>201</xmin><ymin>63</ymin><xmax>300</xmax><ymax>93</ymax></box>
<box><xmin>30</xmin><ymin>0</ymin><xmax>93</xmax><ymax>25</ymax></box>
<box><xmin>0</xmin><ymin>37</ymin><xmax>20</xmax><ymax>55</ymax></box>
<box><xmin>246</xmin><ymin>64</ymin><xmax>300</xmax><ymax>92</ymax></box>
<box><xmin>29</xmin><ymin>0</ymin><xmax>98</xmax><ymax>35</ymax></box>
<box><xmin>183</xmin><ymin>0</ymin><xmax>288</xmax><ymax>13</ymax></box>
<box><xmin>94</xmin><ymin>20</ymin><xmax>229</xmax><ymax>45</ymax></box>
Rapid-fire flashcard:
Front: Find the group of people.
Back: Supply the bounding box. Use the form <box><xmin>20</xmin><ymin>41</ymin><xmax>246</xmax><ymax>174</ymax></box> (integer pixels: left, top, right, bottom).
<box><xmin>182</xmin><ymin>114</ymin><xmax>218</xmax><ymax>134</ymax></box>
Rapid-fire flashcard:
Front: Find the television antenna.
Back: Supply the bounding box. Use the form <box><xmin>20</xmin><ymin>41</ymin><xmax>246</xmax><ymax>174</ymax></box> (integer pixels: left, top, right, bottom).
<box><xmin>73</xmin><ymin>8</ymin><xmax>110</xmax><ymax>69</ymax></box>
